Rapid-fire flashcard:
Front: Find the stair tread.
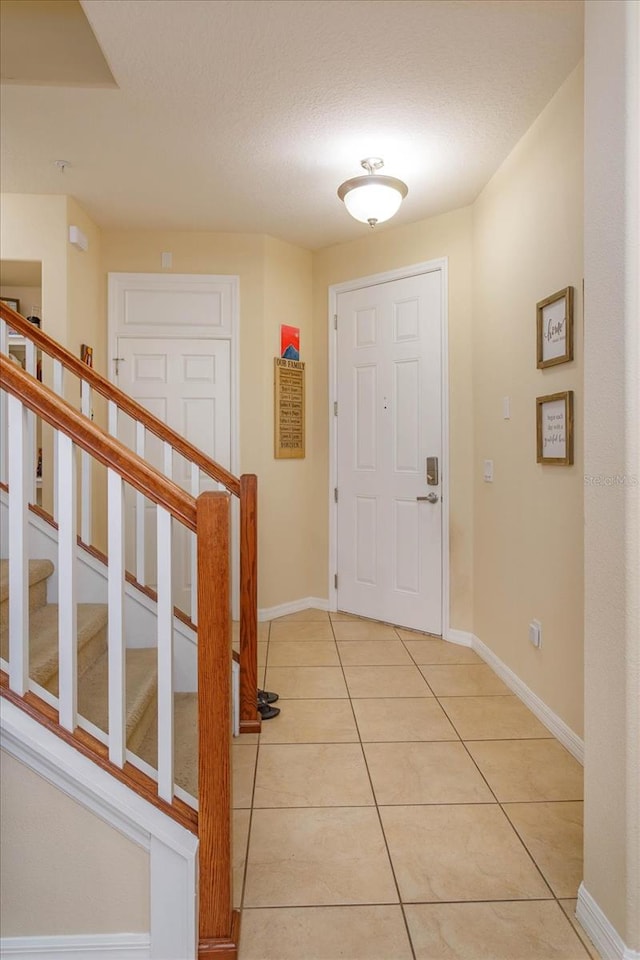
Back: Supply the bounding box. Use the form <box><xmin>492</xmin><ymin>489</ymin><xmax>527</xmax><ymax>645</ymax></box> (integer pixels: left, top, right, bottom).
<box><xmin>0</xmin><ymin>602</ymin><xmax>108</xmax><ymax>687</ymax></box>
<box><xmin>78</xmin><ymin>646</ymin><xmax>158</xmax><ymax>742</ymax></box>
<box><xmin>0</xmin><ymin>558</ymin><xmax>54</xmax><ymax>605</ymax></box>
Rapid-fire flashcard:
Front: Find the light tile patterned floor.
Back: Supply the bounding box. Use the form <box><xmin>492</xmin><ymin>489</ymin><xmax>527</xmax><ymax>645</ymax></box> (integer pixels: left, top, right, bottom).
<box><xmin>233</xmin><ymin>610</ymin><xmax>597</xmax><ymax>960</ymax></box>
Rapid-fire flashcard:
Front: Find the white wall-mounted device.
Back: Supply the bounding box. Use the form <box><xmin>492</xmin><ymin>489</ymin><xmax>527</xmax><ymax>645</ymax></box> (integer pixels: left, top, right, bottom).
<box><xmin>529</xmin><ymin>619</ymin><xmax>542</xmax><ymax>648</ymax></box>
<box><xmin>68</xmin><ymin>225</ymin><xmax>88</xmax><ymax>252</ymax></box>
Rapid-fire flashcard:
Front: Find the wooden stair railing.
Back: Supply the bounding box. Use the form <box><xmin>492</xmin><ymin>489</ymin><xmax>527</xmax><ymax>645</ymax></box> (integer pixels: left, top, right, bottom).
<box><xmin>0</xmin><ymin>356</ymin><xmax>239</xmax><ymax>958</ymax></box>
<box><xmin>0</xmin><ymin>303</ymin><xmax>260</xmax><ymax>735</ymax></box>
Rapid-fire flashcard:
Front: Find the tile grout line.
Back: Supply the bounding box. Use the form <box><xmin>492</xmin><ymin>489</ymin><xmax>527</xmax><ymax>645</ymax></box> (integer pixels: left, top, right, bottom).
<box><xmin>237</xmin><ymin>619</ymin><xmax>270</xmax><ymax>915</ymax></box>
<box><xmin>335</xmin><ymin>616</ymin><xmax>418</xmax><ymax>960</ymax></box>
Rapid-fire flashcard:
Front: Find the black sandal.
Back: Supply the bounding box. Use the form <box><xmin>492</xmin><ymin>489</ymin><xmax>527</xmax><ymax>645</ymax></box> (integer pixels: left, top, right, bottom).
<box><xmin>258</xmin><ymin>689</ymin><xmax>279</xmax><ymax>704</ymax></box>
<box><xmin>257</xmin><ymin>701</ymin><xmax>280</xmax><ymax>720</ymax></box>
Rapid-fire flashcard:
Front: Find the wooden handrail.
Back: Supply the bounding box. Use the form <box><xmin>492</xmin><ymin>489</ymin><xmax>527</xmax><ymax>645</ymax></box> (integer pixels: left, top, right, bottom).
<box><xmin>2</xmin><ymin>307</ymin><xmax>260</xmax><ymax>732</ymax></box>
<box><xmin>197</xmin><ymin>492</ymin><xmax>239</xmax><ymax>957</ymax></box>
<box><xmin>0</xmin><ymin>303</ymin><xmax>240</xmax><ymax>497</ymax></box>
<box><xmin>0</xmin><ymin>356</ymin><xmax>196</xmax><ymax>531</ymax></box>
<box><xmin>3</xmin><ymin>326</ymin><xmax>242</xmax><ymax>954</ymax></box>
<box><xmin>239</xmin><ymin>474</ymin><xmax>260</xmax><ymax>733</ymax></box>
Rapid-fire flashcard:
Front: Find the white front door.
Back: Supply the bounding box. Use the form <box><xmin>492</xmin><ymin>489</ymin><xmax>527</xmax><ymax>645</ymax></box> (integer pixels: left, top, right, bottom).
<box><xmin>116</xmin><ymin>337</ymin><xmax>231</xmax><ymax>612</ymax></box>
<box><xmin>336</xmin><ymin>269</ymin><xmax>443</xmax><ymax>633</ymax></box>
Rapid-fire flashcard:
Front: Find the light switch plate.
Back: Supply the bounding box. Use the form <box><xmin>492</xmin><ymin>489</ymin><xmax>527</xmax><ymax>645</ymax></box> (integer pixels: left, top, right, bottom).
<box><xmin>503</xmin><ymin>396</ymin><xmax>511</xmax><ymax>419</ymax></box>
<box><xmin>529</xmin><ymin>619</ymin><xmax>542</xmax><ymax>648</ymax></box>
<box><xmin>483</xmin><ymin>459</ymin><xmax>494</xmax><ymax>482</ymax></box>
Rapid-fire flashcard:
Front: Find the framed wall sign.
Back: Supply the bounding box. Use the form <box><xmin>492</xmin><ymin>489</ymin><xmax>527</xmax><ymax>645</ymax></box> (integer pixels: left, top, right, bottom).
<box><xmin>274</xmin><ymin>357</ymin><xmax>305</xmax><ymax>458</ymax></box>
<box><xmin>536</xmin><ymin>391</ymin><xmax>574</xmax><ymax>465</ymax></box>
<box><xmin>536</xmin><ymin>286</ymin><xmax>573</xmax><ymax>368</ymax></box>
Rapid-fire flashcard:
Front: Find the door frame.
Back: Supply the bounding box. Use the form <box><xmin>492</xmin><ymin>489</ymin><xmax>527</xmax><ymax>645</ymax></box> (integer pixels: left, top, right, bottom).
<box><xmin>107</xmin><ymin>271</ymin><xmax>240</xmax><ymax>616</ymax></box>
<box><xmin>328</xmin><ymin>258</ymin><xmax>450</xmax><ymax>637</ymax></box>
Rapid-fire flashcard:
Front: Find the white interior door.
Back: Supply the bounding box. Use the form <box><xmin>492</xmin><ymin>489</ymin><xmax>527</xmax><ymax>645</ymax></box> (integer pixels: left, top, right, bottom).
<box><xmin>116</xmin><ymin>337</ymin><xmax>231</xmax><ymax>612</ymax></box>
<box><xmin>336</xmin><ymin>270</ymin><xmax>443</xmax><ymax>633</ymax></box>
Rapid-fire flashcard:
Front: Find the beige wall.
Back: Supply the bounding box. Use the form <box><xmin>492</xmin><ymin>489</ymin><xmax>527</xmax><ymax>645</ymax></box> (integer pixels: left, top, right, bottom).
<box><xmin>0</xmin><ymin>194</ymin><xmax>70</xmax><ymax>515</ymax></box>
<box><xmin>312</xmin><ymin>207</ymin><xmax>475</xmax><ymax>627</ymax></box>
<box><xmin>66</xmin><ymin>198</ymin><xmax>109</xmax><ymax>550</ymax></box>
<box><xmin>472</xmin><ymin>63</ymin><xmax>584</xmax><ymax>735</ymax></box>
<box><xmin>0</xmin><ymin>284</ymin><xmax>42</xmax><ymax>317</ymax></box>
<box><xmin>0</xmin><ymin>751</ymin><xmax>149</xmax><ymax>937</ymax></box>
<box><xmin>261</xmin><ymin>236</ymin><xmax>316</xmax><ymax>605</ymax></box>
<box><xmin>583</xmin><ymin>0</ymin><xmax>640</xmax><ymax>946</ymax></box>
<box><xmin>100</xmin><ymin>229</ymin><xmax>318</xmax><ymax>609</ymax></box>
<box><xmin>0</xmin><ymin>195</ymin><xmax>68</xmax><ymax>346</ymax></box>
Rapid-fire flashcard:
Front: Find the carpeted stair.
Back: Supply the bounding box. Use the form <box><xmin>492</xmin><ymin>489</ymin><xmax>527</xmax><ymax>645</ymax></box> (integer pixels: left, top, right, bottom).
<box><xmin>0</xmin><ymin>558</ymin><xmax>159</xmax><ymax>756</ymax></box>
<box><xmin>136</xmin><ymin>691</ymin><xmax>198</xmax><ymax>796</ymax></box>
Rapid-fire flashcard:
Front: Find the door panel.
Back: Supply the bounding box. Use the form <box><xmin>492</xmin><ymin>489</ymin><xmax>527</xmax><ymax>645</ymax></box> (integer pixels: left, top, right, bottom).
<box><xmin>116</xmin><ymin>337</ymin><xmax>230</xmax><ymax>613</ymax></box>
<box><xmin>336</xmin><ymin>271</ymin><xmax>442</xmax><ymax>633</ymax></box>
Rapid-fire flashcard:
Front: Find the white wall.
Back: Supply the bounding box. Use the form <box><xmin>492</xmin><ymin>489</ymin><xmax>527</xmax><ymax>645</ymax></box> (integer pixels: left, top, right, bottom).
<box><xmin>582</xmin><ymin>0</ymin><xmax>640</xmax><ymax>951</ymax></box>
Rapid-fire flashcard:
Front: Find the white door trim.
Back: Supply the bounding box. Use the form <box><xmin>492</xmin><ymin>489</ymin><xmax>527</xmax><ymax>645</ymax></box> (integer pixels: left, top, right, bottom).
<box><xmin>328</xmin><ymin>258</ymin><xmax>450</xmax><ymax>637</ymax></box>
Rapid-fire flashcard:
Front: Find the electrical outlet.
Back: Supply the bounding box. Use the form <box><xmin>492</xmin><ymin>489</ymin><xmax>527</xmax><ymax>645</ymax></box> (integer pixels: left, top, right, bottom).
<box><xmin>529</xmin><ymin>619</ymin><xmax>542</xmax><ymax>648</ymax></box>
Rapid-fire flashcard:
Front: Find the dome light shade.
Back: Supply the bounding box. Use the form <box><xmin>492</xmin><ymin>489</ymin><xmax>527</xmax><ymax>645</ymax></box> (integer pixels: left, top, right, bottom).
<box><xmin>338</xmin><ymin>158</ymin><xmax>408</xmax><ymax>228</ymax></box>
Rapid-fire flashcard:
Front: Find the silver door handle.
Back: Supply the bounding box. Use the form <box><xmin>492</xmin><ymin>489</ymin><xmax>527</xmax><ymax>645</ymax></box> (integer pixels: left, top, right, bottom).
<box><xmin>417</xmin><ymin>493</ymin><xmax>439</xmax><ymax>503</ymax></box>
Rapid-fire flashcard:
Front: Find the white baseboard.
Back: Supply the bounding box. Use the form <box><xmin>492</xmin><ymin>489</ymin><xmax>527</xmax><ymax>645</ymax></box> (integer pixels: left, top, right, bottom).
<box><xmin>442</xmin><ymin>627</ymin><xmax>474</xmax><ymax>647</ymax></box>
<box><xmin>258</xmin><ymin>596</ymin><xmax>329</xmax><ymax>621</ymax></box>
<box><xmin>577</xmin><ymin>883</ymin><xmax>640</xmax><ymax>960</ymax></box>
<box><xmin>470</xmin><ymin>633</ymin><xmax>584</xmax><ymax>764</ymax></box>
<box><xmin>0</xmin><ymin>933</ymin><xmax>150</xmax><ymax>959</ymax></box>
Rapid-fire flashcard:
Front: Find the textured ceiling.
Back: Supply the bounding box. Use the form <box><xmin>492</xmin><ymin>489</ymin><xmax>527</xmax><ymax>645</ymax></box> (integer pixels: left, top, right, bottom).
<box><xmin>0</xmin><ymin>0</ymin><xmax>584</xmax><ymax>249</ymax></box>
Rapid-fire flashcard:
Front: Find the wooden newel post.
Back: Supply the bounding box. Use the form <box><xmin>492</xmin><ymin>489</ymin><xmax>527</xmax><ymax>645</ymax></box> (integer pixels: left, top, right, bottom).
<box><xmin>239</xmin><ymin>474</ymin><xmax>260</xmax><ymax>734</ymax></box>
<box><xmin>196</xmin><ymin>492</ymin><xmax>239</xmax><ymax>959</ymax></box>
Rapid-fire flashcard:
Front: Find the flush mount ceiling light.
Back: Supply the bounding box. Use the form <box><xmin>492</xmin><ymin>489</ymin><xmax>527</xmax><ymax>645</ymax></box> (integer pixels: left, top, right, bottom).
<box><xmin>337</xmin><ymin>157</ymin><xmax>408</xmax><ymax>228</ymax></box>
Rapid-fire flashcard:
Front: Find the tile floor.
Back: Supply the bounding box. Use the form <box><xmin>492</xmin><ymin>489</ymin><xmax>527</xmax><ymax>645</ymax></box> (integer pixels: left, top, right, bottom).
<box><xmin>232</xmin><ymin>610</ymin><xmax>598</xmax><ymax>960</ymax></box>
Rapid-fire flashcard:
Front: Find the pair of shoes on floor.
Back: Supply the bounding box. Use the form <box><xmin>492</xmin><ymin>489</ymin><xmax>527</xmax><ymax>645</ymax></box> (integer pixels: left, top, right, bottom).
<box><xmin>257</xmin><ymin>688</ymin><xmax>280</xmax><ymax>720</ymax></box>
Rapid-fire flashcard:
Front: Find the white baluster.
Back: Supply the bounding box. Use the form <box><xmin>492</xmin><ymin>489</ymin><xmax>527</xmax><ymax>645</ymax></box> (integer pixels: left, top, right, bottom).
<box><xmin>80</xmin><ymin>380</ymin><xmax>92</xmax><ymax>544</ymax></box>
<box><xmin>58</xmin><ymin>432</ymin><xmax>77</xmax><ymax>732</ymax></box>
<box><xmin>157</xmin><ymin>506</ymin><xmax>174</xmax><ymax>802</ymax></box>
<box><xmin>7</xmin><ymin>395</ymin><xmax>29</xmax><ymax>695</ymax></box>
<box><xmin>24</xmin><ymin>340</ymin><xmax>36</xmax><ymax>504</ymax></box>
<box><xmin>108</xmin><ymin>467</ymin><xmax>126</xmax><ymax>767</ymax></box>
<box><xmin>0</xmin><ymin>319</ymin><xmax>7</xmax><ymax>486</ymax></box>
<box><xmin>163</xmin><ymin>441</ymin><xmax>173</xmax><ymax>480</ymax></box>
<box><xmin>108</xmin><ymin>399</ymin><xmax>118</xmax><ymax>437</ymax></box>
<box><xmin>52</xmin><ymin>361</ymin><xmax>64</xmax><ymax>520</ymax></box>
<box><xmin>190</xmin><ymin>463</ymin><xmax>199</xmax><ymax>623</ymax></box>
<box><xmin>135</xmin><ymin>422</ymin><xmax>145</xmax><ymax>585</ymax></box>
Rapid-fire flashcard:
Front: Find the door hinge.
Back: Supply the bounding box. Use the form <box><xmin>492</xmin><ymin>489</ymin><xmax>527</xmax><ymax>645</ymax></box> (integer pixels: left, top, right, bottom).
<box><xmin>334</xmin><ymin>314</ymin><xmax>338</xmax><ymax>330</ymax></box>
<box><xmin>113</xmin><ymin>357</ymin><xmax>125</xmax><ymax>375</ymax></box>
<box><xmin>334</xmin><ymin>573</ymin><xmax>338</xmax><ymax>589</ymax></box>
<box><xmin>334</xmin><ymin>487</ymin><xmax>338</xmax><ymax>503</ymax></box>
<box><xmin>333</xmin><ymin>401</ymin><xmax>338</xmax><ymax>416</ymax></box>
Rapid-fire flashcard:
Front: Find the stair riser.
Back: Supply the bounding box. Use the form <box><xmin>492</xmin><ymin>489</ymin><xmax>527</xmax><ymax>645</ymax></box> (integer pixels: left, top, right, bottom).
<box><xmin>0</xmin><ymin>578</ymin><xmax>49</xmax><ymax>634</ymax></box>
<box><xmin>43</xmin><ymin>624</ymin><xmax>108</xmax><ymax>697</ymax></box>
<box><xmin>128</xmin><ymin>690</ymin><xmax>158</xmax><ymax>753</ymax></box>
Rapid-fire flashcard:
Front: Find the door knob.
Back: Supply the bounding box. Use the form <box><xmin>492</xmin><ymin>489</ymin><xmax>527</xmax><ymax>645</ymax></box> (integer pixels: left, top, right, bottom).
<box><xmin>417</xmin><ymin>492</ymin><xmax>439</xmax><ymax>503</ymax></box>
